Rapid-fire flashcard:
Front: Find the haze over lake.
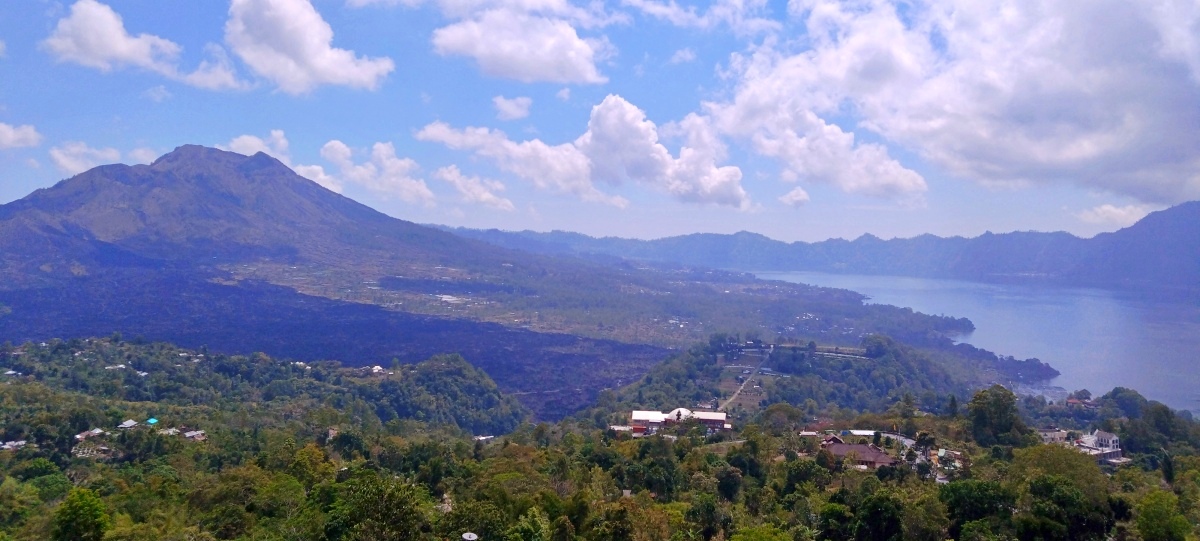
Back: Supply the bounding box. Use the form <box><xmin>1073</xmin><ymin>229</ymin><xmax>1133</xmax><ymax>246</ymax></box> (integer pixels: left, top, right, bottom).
<box><xmin>758</xmin><ymin>271</ymin><xmax>1200</xmax><ymax>414</ymax></box>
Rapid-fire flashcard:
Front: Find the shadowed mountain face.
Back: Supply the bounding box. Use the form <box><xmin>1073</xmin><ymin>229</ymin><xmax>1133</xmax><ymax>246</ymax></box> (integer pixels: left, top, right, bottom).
<box><xmin>0</xmin><ymin>269</ymin><xmax>667</xmax><ymax>418</ymax></box>
<box><xmin>445</xmin><ymin>202</ymin><xmax>1200</xmax><ymax>291</ymax></box>
<box><xmin>1081</xmin><ymin>202</ymin><xmax>1200</xmax><ymax>288</ymax></box>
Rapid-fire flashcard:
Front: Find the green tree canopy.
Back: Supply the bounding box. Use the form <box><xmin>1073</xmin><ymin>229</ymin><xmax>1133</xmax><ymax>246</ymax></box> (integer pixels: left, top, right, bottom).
<box><xmin>52</xmin><ymin>488</ymin><xmax>112</xmax><ymax>541</ymax></box>
<box><xmin>967</xmin><ymin>385</ymin><xmax>1029</xmax><ymax>446</ymax></box>
<box><xmin>1136</xmin><ymin>490</ymin><xmax>1190</xmax><ymax>541</ymax></box>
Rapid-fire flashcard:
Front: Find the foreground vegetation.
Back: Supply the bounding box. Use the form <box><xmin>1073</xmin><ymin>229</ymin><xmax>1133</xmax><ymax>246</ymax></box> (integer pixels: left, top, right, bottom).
<box><xmin>1</xmin><ymin>337</ymin><xmax>1198</xmax><ymax>540</ymax></box>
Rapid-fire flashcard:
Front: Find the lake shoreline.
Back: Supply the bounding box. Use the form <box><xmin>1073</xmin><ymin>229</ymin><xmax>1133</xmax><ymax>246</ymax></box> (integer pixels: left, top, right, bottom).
<box><xmin>757</xmin><ymin>270</ymin><xmax>1200</xmax><ymax>414</ymax></box>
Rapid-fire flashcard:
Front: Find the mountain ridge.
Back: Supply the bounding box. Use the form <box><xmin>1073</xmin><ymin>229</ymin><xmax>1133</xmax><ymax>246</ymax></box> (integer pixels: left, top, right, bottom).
<box><xmin>443</xmin><ymin>202</ymin><xmax>1200</xmax><ymax>290</ymax></box>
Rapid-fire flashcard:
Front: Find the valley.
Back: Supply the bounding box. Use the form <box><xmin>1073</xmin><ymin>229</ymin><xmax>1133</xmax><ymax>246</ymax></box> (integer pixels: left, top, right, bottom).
<box><xmin>0</xmin><ymin>147</ymin><xmax>1195</xmax><ymax>541</ymax></box>
<box><xmin>4</xmin><ymin>4</ymin><xmax>1198</xmax><ymax>538</ymax></box>
<box><xmin>0</xmin><ymin>146</ymin><xmax>988</xmax><ymax>420</ymax></box>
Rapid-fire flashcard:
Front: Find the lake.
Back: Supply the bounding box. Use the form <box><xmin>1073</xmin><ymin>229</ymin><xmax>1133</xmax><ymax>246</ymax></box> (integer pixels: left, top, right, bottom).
<box><xmin>757</xmin><ymin>271</ymin><xmax>1200</xmax><ymax>414</ymax></box>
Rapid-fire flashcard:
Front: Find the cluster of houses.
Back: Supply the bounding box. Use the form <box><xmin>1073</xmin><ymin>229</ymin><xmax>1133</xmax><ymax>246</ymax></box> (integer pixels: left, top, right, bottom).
<box><xmin>1037</xmin><ymin>427</ymin><xmax>1130</xmax><ymax>465</ymax></box>
<box><xmin>617</xmin><ymin>401</ymin><xmax>1130</xmax><ymax>469</ymax></box>
<box><xmin>71</xmin><ymin>418</ymin><xmax>207</xmax><ymax>459</ymax></box>
<box><xmin>801</xmin><ymin>426</ymin><xmax>1126</xmax><ymax>473</ymax></box>
<box><xmin>801</xmin><ymin>430</ymin><xmax>968</xmax><ymax>482</ymax></box>
<box><xmin>613</xmin><ymin>408</ymin><xmax>732</xmax><ymax>436</ymax></box>
<box><xmin>1</xmin><ymin>439</ymin><xmax>28</xmax><ymax>451</ymax></box>
<box><xmin>102</xmin><ymin>364</ymin><xmax>153</xmax><ymax>377</ymax></box>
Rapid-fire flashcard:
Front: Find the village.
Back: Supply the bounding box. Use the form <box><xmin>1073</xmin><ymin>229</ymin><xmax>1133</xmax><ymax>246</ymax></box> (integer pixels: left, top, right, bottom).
<box><xmin>612</xmin><ymin>401</ymin><xmax>1130</xmax><ymax>483</ymax></box>
<box><xmin>1</xmin><ymin>416</ymin><xmax>208</xmax><ymax>460</ymax></box>
<box><xmin>604</xmin><ymin>341</ymin><xmax>1130</xmax><ymax>482</ymax></box>
<box><xmin>69</xmin><ymin>417</ymin><xmax>208</xmax><ymax>460</ymax></box>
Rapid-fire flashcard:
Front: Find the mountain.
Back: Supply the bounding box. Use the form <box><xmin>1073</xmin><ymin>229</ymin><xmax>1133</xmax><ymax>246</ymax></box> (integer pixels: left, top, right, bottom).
<box><xmin>445</xmin><ymin>203</ymin><xmax>1200</xmax><ymax>290</ymax></box>
<box><xmin>0</xmin><ymin>146</ymin><xmax>979</xmax><ymax>419</ymax></box>
<box><xmin>1081</xmin><ymin>201</ymin><xmax>1200</xmax><ymax>288</ymax></box>
<box><xmin>0</xmin><ymin>145</ymin><xmax>487</xmax><ymax>286</ymax></box>
<box><xmin>0</xmin><ymin>146</ymin><xmax>676</xmax><ymax>417</ymax></box>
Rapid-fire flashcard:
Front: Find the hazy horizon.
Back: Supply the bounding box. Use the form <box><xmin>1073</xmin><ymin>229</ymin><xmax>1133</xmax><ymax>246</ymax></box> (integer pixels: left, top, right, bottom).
<box><xmin>2</xmin><ymin>0</ymin><xmax>1199</xmax><ymax>243</ymax></box>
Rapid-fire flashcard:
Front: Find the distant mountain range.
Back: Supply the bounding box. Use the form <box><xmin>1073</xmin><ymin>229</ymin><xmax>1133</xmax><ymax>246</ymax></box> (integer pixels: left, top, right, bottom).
<box><xmin>445</xmin><ymin>202</ymin><xmax>1200</xmax><ymax>290</ymax></box>
<box><xmin>0</xmin><ymin>146</ymin><xmax>988</xmax><ymax>419</ymax></box>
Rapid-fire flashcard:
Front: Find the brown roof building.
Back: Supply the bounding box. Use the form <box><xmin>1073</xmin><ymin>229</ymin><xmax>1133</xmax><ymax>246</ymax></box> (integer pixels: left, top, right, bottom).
<box><xmin>822</xmin><ymin>442</ymin><xmax>898</xmax><ymax>470</ymax></box>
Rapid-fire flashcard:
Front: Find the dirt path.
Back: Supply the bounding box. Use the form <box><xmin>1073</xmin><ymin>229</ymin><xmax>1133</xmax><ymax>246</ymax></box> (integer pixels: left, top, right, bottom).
<box><xmin>719</xmin><ymin>350</ymin><xmax>769</xmax><ymax>411</ymax></box>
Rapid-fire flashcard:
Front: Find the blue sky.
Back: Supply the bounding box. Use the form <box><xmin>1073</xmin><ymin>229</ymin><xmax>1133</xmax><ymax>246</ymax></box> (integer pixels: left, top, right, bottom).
<box><xmin>1</xmin><ymin>0</ymin><xmax>1198</xmax><ymax>242</ymax></box>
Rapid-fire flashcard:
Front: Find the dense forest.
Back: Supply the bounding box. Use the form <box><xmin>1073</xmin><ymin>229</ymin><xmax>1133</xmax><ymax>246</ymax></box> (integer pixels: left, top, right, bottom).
<box><xmin>0</xmin><ymin>337</ymin><xmax>525</xmax><ymax>439</ymax></box>
<box><xmin>2</xmin><ymin>336</ymin><xmax>1199</xmax><ymax>540</ymax></box>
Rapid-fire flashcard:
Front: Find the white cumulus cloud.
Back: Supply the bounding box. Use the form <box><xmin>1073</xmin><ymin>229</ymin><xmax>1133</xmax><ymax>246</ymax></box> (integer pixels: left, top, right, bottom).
<box><xmin>669</xmin><ymin>48</ymin><xmax>696</xmax><ymax>64</ymax></box>
<box><xmin>779</xmin><ymin>186</ymin><xmax>811</xmax><ymax>207</ymax></box>
<box><xmin>182</xmin><ymin>44</ymin><xmax>246</xmax><ymax>91</ymax></box>
<box><xmin>320</xmin><ymin>141</ymin><xmax>434</xmax><ymax>204</ymax></box>
<box><xmin>433</xmin><ymin>10</ymin><xmax>608</xmax><ymax>84</ymax></box>
<box><xmin>1076</xmin><ymin>204</ymin><xmax>1159</xmax><ymax>228</ymax></box>
<box><xmin>622</xmin><ymin>0</ymin><xmax>780</xmax><ymax>35</ymax></box>
<box><xmin>704</xmin><ymin>36</ymin><xmax>928</xmax><ymax>202</ymax></box>
<box><xmin>0</xmin><ymin>123</ymin><xmax>43</xmax><ymax>148</ymax></box>
<box><xmin>42</xmin><ymin>0</ymin><xmax>245</xmax><ymax>90</ymax></box>
<box><xmin>419</xmin><ymin>94</ymin><xmax>750</xmax><ymax>208</ymax></box>
<box><xmin>42</xmin><ymin>0</ymin><xmax>180</xmax><ymax>73</ymax></box>
<box><xmin>220</xmin><ymin>130</ymin><xmax>343</xmax><ymax>192</ymax></box>
<box><xmin>493</xmin><ymin>95</ymin><xmax>533</xmax><ymax>120</ymax></box>
<box><xmin>226</xmin><ymin>0</ymin><xmax>395</xmax><ymax>94</ymax></box>
<box><xmin>708</xmin><ymin>0</ymin><xmax>1200</xmax><ymax>205</ymax></box>
<box><xmin>417</xmin><ymin>120</ymin><xmax>618</xmax><ymax>206</ymax></box>
<box><xmin>50</xmin><ymin>141</ymin><xmax>121</xmax><ymax>175</ymax></box>
<box><xmin>222</xmin><ymin>130</ymin><xmax>291</xmax><ymax>162</ymax></box>
<box><xmin>351</xmin><ymin>0</ymin><xmax>619</xmax><ymax>84</ymax></box>
<box><xmin>434</xmin><ymin>165</ymin><xmax>515</xmax><ymax>210</ymax></box>
<box><xmin>127</xmin><ymin>147</ymin><xmax>158</xmax><ymax>164</ymax></box>
<box><xmin>293</xmin><ymin>164</ymin><xmax>344</xmax><ymax>193</ymax></box>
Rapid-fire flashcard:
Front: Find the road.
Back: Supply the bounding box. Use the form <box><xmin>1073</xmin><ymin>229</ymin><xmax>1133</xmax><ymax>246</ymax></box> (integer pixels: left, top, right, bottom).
<box><xmin>719</xmin><ymin>350</ymin><xmax>769</xmax><ymax>412</ymax></box>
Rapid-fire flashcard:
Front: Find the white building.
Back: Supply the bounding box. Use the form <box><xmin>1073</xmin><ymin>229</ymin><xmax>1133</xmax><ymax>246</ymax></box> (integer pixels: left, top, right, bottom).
<box><xmin>630</xmin><ymin>408</ymin><xmax>730</xmax><ymax>434</ymax></box>
<box><xmin>1075</xmin><ymin>429</ymin><xmax>1128</xmax><ymax>465</ymax></box>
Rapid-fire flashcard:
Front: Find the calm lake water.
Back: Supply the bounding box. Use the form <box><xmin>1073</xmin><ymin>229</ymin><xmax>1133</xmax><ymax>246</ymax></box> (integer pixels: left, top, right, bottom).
<box><xmin>757</xmin><ymin>271</ymin><xmax>1200</xmax><ymax>413</ymax></box>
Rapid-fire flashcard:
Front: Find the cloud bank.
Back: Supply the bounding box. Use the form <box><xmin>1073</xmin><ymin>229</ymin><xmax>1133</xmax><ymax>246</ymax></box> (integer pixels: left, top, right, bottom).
<box><xmin>702</xmin><ymin>0</ymin><xmax>1200</xmax><ymax>205</ymax></box>
<box><xmin>419</xmin><ymin>94</ymin><xmax>750</xmax><ymax>209</ymax></box>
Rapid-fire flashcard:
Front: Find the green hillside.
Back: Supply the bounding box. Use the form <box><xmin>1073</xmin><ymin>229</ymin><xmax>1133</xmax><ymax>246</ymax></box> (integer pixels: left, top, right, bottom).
<box><xmin>1</xmin><ymin>336</ymin><xmax>1199</xmax><ymax>540</ymax></box>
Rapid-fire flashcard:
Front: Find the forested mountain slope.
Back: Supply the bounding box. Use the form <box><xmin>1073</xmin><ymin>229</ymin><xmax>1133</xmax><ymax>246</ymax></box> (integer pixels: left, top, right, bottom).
<box><xmin>2</xmin><ymin>335</ymin><xmax>1199</xmax><ymax>541</ymax></box>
